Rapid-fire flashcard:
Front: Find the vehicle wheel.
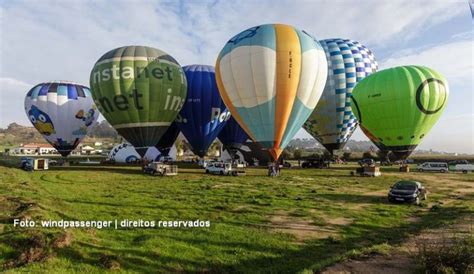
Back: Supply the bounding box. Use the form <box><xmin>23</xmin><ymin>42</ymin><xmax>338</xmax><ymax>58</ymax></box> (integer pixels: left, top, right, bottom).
<box><xmin>463</xmin><ymin>170</ymin><xmax>468</xmax><ymax>174</ymax></box>
<box><xmin>152</xmin><ymin>170</ymin><xmax>156</xmax><ymax>176</ymax></box>
<box><xmin>440</xmin><ymin>169</ymin><xmax>446</xmax><ymax>173</ymax></box>
<box><xmin>220</xmin><ymin>171</ymin><xmax>224</xmax><ymax>175</ymax></box>
<box><xmin>205</xmin><ymin>170</ymin><xmax>209</xmax><ymax>174</ymax></box>
<box><xmin>418</xmin><ymin>169</ymin><xmax>423</xmax><ymax>172</ymax></box>
<box><xmin>415</xmin><ymin>197</ymin><xmax>420</xmax><ymax>205</ymax></box>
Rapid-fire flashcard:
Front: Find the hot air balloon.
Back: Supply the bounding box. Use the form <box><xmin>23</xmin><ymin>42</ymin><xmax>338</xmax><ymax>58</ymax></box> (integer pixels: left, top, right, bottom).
<box><xmin>89</xmin><ymin>46</ymin><xmax>187</xmax><ymax>156</ymax></box>
<box><xmin>154</xmin><ymin>122</ymin><xmax>180</xmax><ymax>156</ymax></box>
<box><xmin>351</xmin><ymin>66</ymin><xmax>449</xmax><ymax>159</ymax></box>
<box><xmin>303</xmin><ymin>38</ymin><xmax>378</xmax><ymax>154</ymax></box>
<box><xmin>24</xmin><ymin>81</ymin><xmax>99</xmax><ymax>157</ymax></box>
<box><xmin>108</xmin><ymin>143</ymin><xmax>170</xmax><ymax>163</ymax></box>
<box><xmin>176</xmin><ymin>65</ymin><xmax>230</xmax><ymax>158</ymax></box>
<box><xmin>218</xmin><ymin>116</ymin><xmax>249</xmax><ymax>151</ymax></box>
<box><xmin>215</xmin><ymin>24</ymin><xmax>328</xmax><ymax>160</ymax></box>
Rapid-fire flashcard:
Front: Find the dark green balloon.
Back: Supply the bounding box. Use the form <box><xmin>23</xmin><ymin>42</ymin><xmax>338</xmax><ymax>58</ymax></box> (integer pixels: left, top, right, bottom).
<box><xmin>90</xmin><ymin>46</ymin><xmax>187</xmax><ymax>156</ymax></box>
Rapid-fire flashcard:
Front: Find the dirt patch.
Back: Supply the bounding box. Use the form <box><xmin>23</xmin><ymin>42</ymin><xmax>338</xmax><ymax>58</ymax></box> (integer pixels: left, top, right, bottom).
<box><xmin>321</xmin><ymin>215</ymin><xmax>472</xmax><ymax>273</ymax></box>
<box><xmin>99</xmin><ymin>254</ymin><xmax>121</xmax><ymax>270</ymax></box>
<box><xmin>2</xmin><ymin>230</ymin><xmax>74</xmax><ymax>271</ymax></box>
<box><xmin>0</xmin><ymin>197</ymin><xmax>37</xmax><ymax>223</ymax></box>
<box><xmin>363</xmin><ymin>190</ymin><xmax>386</xmax><ymax>197</ymax></box>
<box><xmin>326</xmin><ymin>217</ymin><xmax>353</xmax><ymax>226</ymax></box>
<box><xmin>2</xmin><ymin>233</ymin><xmax>50</xmax><ymax>270</ymax></box>
<box><xmin>269</xmin><ymin>211</ymin><xmax>337</xmax><ymax>241</ymax></box>
<box><xmin>52</xmin><ymin>230</ymin><xmax>73</xmax><ymax>249</ymax></box>
<box><xmin>322</xmin><ymin>253</ymin><xmax>417</xmax><ymax>274</ymax></box>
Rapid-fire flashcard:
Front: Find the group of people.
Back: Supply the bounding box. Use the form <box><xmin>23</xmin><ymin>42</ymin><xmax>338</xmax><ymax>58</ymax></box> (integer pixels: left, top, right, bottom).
<box><xmin>268</xmin><ymin>162</ymin><xmax>281</xmax><ymax>177</ymax></box>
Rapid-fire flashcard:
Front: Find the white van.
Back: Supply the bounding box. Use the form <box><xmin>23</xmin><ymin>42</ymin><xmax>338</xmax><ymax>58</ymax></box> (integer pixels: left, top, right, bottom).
<box><xmin>452</xmin><ymin>164</ymin><xmax>474</xmax><ymax>173</ymax></box>
<box><xmin>417</xmin><ymin>162</ymin><xmax>448</xmax><ymax>173</ymax></box>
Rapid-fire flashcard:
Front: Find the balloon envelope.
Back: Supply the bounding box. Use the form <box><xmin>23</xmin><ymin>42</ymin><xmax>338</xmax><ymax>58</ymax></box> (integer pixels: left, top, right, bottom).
<box><xmin>89</xmin><ymin>46</ymin><xmax>187</xmax><ymax>156</ymax></box>
<box><xmin>304</xmin><ymin>38</ymin><xmax>378</xmax><ymax>153</ymax></box>
<box><xmin>154</xmin><ymin>122</ymin><xmax>180</xmax><ymax>156</ymax></box>
<box><xmin>108</xmin><ymin>143</ymin><xmax>162</xmax><ymax>163</ymax></box>
<box><xmin>218</xmin><ymin>116</ymin><xmax>249</xmax><ymax>150</ymax></box>
<box><xmin>176</xmin><ymin>65</ymin><xmax>230</xmax><ymax>157</ymax></box>
<box><xmin>24</xmin><ymin>81</ymin><xmax>99</xmax><ymax>157</ymax></box>
<box><xmin>216</xmin><ymin>24</ymin><xmax>328</xmax><ymax>160</ymax></box>
<box><xmin>351</xmin><ymin>66</ymin><xmax>449</xmax><ymax>159</ymax></box>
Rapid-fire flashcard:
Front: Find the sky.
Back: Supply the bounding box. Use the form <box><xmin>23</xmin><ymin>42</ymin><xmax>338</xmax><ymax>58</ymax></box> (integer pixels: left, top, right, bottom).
<box><xmin>0</xmin><ymin>0</ymin><xmax>472</xmax><ymax>154</ymax></box>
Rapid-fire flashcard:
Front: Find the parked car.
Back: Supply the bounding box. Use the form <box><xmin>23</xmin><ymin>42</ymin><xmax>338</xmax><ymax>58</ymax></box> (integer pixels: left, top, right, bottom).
<box><xmin>205</xmin><ymin>162</ymin><xmax>245</xmax><ymax>176</ymax></box>
<box><xmin>452</xmin><ymin>163</ymin><xmax>474</xmax><ymax>173</ymax></box>
<box><xmin>417</xmin><ymin>162</ymin><xmax>448</xmax><ymax>173</ymax></box>
<box><xmin>388</xmin><ymin>181</ymin><xmax>427</xmax><ymax>205</ymax></box>
<box><xmin>358</xmin><ymin>158</ymin><xmax>375</xmax><ymax>166</ymax></box>
<box><xmin>301</xmin><ymin>158</ymin><xmax>329</xmax><ymax>168</ymax></box>
<box><xmin>19</xmin><ymin>157</ymin><xmax>34</xmax><ymax>171</ymax></box>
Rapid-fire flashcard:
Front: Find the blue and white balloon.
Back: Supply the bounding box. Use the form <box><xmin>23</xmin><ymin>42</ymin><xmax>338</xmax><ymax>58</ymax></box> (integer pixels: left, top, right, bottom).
<box><xmin>24</xmin><ymin>81</ymin><xmax>99</xmax><ymax>157</ymax></box>
<box><xmin>303</xmin><ymin>38</ymin><xmax>378</xmax><ymax>153</ymax></box>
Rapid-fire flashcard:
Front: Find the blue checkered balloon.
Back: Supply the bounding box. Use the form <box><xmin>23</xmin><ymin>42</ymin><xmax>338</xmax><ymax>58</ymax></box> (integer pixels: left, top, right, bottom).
<box><xmin>303</xmin><ymin>38</ymin><xmax>378</xmax><ymax>153</ymax></box>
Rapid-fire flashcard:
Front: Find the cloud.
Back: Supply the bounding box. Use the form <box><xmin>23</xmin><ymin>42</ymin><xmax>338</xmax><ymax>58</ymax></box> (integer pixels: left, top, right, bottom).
<box><xmin>0</xmin><ymin>0</ymin><xmax>472</xmax><ymax>153</ymax></box>
<box><xmin>417</xmin><ymin>113</ymin><xmax>474</xmax><ymax>154</ymax></box>
<box><xmin>380</xmin><ymin>39</ymin><xmax>473</xmax><ymax>83</ymax></box>
<box><xmin>0</xmin><ymin>77</ymin><xmax>32</xmax><ymax>126</ymax></box>
<box><xmin>0</xmin><ymin>0</ymin><xmax>467</xmax><ymax>85</ymax></box>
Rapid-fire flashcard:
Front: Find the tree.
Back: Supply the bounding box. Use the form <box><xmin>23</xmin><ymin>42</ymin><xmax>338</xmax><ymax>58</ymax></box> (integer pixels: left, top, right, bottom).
<box><xmin>293</xmin><ymin>149</ymin><xmax>302</xmax><ymax>159</ymax></box>
<box><xmin>362</xmin><ymin>151</ymin><xmax>374</xmax><ymax>159</ymax></box>
<box><xmin>323</xmin><ymin>150</ymin><xmax>332</xmax><ymax>160</ymax></box>
<box><xmin>342</xmin><ymin>152</ymin><xmax>352</xmax><ymax>161</ymax></box>
<box><xmin>376</xmin><ymin>150</ymin><xmax>389</xmax><ymax>162</ymax></box>
<box><xmin>281</xmin><ymin>149</ymin><xmax>291</xmax><ymax>160</ymax></box>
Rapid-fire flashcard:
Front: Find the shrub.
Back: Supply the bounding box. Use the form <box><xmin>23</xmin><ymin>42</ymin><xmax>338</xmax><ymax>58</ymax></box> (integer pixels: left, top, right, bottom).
<box><xmin>416</xmin><ymin>235</ymin><xmax>474</xmax><ymax>273</ymax></box>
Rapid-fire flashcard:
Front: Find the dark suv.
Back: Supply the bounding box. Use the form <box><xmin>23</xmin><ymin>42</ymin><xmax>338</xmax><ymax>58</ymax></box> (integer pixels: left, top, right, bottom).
<box><xmin>358</xmin><ymin>158</ymin><xmax>375</xmax><ymax>166</ymax></box>
<box><xmin>301</xmin><ymin>158</ymin><xmax>329</xmax><ymax>168</ymax></box>
<box><xmin>388</xmin><ymin>181</ymin><xmax>427</xmax><ymax>205</ymax></box>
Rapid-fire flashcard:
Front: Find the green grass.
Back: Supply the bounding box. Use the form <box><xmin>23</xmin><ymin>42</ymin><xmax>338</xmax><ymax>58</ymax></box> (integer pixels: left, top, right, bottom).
<box><xmin>0</xmin><ymin>160</ymin><xmax>472</xmax><ymax>273</ymax></box>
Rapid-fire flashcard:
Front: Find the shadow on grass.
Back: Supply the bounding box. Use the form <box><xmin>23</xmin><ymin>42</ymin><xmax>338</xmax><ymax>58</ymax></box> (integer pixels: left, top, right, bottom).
<box><xmin>221</xmin><ymin>205</ymin><xmax>472</xmax><ymax>272</ymax></box>
<box><xmin>32</xmin><ymin>205</ymin><xmax>469</xmax><ymax>273</ymax></box>
<box><xmin>51</xmin><ymin>166</ymin><xmax>143</xmax><ymax>175</ymax></box>
<box><xmin>316</xmin><ymin>193</ymin><xmax>386</xmax><ymax>204</ymax></box>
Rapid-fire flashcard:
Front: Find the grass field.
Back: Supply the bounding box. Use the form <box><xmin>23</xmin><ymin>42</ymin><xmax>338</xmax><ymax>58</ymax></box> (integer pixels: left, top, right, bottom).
<box><xmin>0</xmin><ymin>161</ymin><xmax>473</xmax><ymax>273</ymax></box>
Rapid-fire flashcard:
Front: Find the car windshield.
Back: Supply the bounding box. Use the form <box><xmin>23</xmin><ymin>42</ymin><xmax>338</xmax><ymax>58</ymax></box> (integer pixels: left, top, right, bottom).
<box><xmin>393</xmin><ymin>182</ymin><xmax>417</xmax><ymax>190</ymax></box>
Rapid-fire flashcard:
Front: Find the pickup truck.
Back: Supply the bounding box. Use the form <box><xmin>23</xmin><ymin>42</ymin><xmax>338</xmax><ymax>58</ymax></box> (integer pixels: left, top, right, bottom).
<box><xmin>205</xmin><ymin>162</ymin><xmax>246</xmax><ymax>176</ymax></box>
<box><xmin>143</xmin><ymin>162</ymin><xmax>178</xmax><ymax>176</ymax></box>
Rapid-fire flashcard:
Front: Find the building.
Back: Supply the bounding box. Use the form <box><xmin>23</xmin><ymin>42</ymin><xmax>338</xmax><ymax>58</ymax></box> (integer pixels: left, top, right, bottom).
<box><xmin>80</xmin><ymin>145</ymin><xmax>95</xmax><ymax>155</ymax></box>
<box><xmin>13</xmin><ymin>143</ymin><xmax>58</xmax><ymax>155</ymax></box>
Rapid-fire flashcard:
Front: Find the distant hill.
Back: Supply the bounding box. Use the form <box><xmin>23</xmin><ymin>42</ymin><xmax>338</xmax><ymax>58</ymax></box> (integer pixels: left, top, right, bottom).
<box><xmin>288</xmin><ymin>138</ymin><xmax>375</xmax><ymax>152</ymax></box>
<box><xmin>0</xmin><ymin>121</ymin><xmax>119</xmax><ymax>147</ymax></box>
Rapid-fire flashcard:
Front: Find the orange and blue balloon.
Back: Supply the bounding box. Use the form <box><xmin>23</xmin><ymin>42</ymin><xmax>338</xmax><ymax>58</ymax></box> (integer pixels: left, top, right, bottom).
<box><xmin>216</xmin><ymin>24</ymin><xmax>328</xmax><ymax>160</ymax></box>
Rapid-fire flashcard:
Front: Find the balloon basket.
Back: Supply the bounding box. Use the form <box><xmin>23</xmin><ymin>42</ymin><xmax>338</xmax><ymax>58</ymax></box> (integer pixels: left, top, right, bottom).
<box><xmin>399</xmin><ymin>165</ymin><xmax>410</xmax><ymax>172</ymax></box>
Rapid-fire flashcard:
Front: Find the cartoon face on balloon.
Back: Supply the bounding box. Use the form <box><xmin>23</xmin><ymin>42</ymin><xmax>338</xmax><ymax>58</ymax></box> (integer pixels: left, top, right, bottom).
<box><xmin>24</xmin><ymin>81</ymin><xmax>99</xmax><ymax>157</ymax></box>
<box><xmin>28</xmin><ymin>105</ymin><xmax>55</xmax><ymax>135</ymax></box>
<box><xmin>75</xmin><ymin>106</ymin><xmax>97</xmax><ymax>127</ymax></box>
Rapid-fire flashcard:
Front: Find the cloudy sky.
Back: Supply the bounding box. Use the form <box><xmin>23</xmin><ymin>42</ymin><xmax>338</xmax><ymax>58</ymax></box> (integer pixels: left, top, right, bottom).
<box><xmin>0</xmin><ymin>0</ymin><xmax>472</xmax><ymax>153</ymax></box>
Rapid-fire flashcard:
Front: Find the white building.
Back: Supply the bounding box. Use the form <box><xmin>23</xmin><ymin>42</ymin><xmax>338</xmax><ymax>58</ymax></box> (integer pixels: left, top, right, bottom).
<box><xmin>13</xmin><ymin>143</ymin><xmax>58</xmax><ymax>155</ymax></box>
